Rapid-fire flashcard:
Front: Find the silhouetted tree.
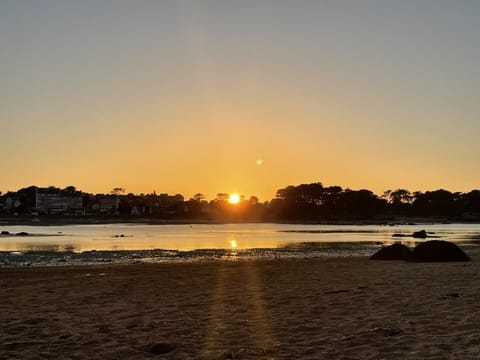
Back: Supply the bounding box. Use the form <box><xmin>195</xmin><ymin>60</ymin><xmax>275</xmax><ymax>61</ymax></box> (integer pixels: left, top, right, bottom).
<box><xmin>249</xmin><ymin>196</ymin><xmax>259</xmax><ymax>205</ymax></box>
<box><xmin>63</xmin><ymin>186</ymin><xmax>77</xmax><ymax>194</ymax></box>
<box><xmin>16</xmin><ymin>186</ymin><xmax>38</xmax><ymax>213</ymax></box>
<box><xmin>215</xmin><ymin>193</ymin><xmax>229</xmax><ymax>202</ymax></box>
<box><xmin>455</xmin><ymin>190</ymin><xmax>480</xmax><ymax>215</ymax></box>
<box><xmin>335</xmin><ymin>189</ymin><xmax>385</xmax><ymax>218</ymax></box>
<box><xmin>193</xmin><ymin>193</ymin><xmax>205</xmax><ymax>202</ymax></box>
<box><xmin>111</xmin><ymin>187</ymin><xmax>126</xmax><ymax>196</ymax></box>
<box><xmin>383</xmin><ymin>189</ymin><xmax>413</xmax><ymax>204</ymax></box>
<box><xmin>382</xmin><ymin>189</ymin><xmax>413</xmax><ymax>216</ymax></box>
<box><xmin>412</xmin><ymin>189</ymin><xmax>456</xmax><ymax>217</ymax></box>
<box><xmin>321</xmin><ymin>186</ymin><xmax>343</xmax><ymax>217</ymax></box>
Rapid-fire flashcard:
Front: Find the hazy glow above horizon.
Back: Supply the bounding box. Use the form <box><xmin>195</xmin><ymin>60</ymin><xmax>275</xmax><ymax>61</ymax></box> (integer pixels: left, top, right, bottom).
<box><xmin>1</xmin><ymin>1</ymin><xmax>479</xmax><ymax>200</ymax></box>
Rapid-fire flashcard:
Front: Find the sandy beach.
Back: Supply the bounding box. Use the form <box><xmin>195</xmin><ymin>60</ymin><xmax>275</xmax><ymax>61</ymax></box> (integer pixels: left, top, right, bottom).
<box><xmin>1</xmin><ymin>257</ymin><xmax>479</xmax><ymax>359</ymax></box>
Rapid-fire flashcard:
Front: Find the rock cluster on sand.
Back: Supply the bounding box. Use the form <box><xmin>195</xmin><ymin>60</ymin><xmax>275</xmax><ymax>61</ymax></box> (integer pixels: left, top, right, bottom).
<box><xmin>412</xmin><ymin>230</ymin><xmax>427</xmax><ymax>238</ymax></box>
<box><xmin>370</xmin><ymin>244</ymin><xmax>411</xmax><ymax>260</ymax></box>
<box><xmin>371</xmin><ymin>240</ymin><xmax>470</xmax><ymax>262</ymax></box>
<box><xmin>411</xmin><ymin>240</ymin><xmax>471</xmax><ymax>262</ymax></box>
<box><xmin>392</xmin><ymin>229</ymin><xmax>429</xmax><ymax>238</ymax></box>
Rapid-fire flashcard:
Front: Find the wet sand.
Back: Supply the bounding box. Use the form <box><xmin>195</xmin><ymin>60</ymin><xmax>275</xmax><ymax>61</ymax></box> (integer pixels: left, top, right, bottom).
<box><xmin>1</xmin><ymin>257</ymin><xmax>479</xmax><ymax>359</ymax></box>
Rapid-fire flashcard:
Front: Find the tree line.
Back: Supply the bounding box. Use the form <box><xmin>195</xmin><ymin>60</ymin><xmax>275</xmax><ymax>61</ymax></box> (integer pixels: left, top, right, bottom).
<box><xmin>1</xmin><ymin>183</ymin><xmax>480</xmax><ymax>222</ymax></box>
<box><xmin>269</xmin><ymin>183</ymin><xmax>480</xmax><ymax>221</ymax></box>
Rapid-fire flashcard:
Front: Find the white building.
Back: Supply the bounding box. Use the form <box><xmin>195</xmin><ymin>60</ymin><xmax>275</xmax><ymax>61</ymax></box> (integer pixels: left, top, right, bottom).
<box><xmin>35</xmin><ymin>189</ymin><xmax>83</xmax><ymax>215</ymax></box>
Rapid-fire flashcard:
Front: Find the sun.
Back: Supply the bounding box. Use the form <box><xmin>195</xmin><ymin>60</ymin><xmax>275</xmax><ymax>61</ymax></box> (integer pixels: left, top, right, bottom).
<box><xmin>228</xmin><ymin>193</ymin><xmax>240</xmax><ymax>204</ymax></box>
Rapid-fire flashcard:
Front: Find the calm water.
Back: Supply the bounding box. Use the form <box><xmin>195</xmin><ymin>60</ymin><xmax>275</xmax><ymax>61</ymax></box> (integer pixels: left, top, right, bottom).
<box><xmin>1</xmin><ymin>223</ymin><xmax>480</xmax><ymax>253</ymax></box>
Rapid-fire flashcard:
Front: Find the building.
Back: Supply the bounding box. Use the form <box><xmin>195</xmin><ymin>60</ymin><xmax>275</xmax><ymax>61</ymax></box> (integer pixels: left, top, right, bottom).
<box><xmin>88</xmin><ymin>195</ymin><xmax>120</xmax><ymax>215</ymax></box>
<box><xmin>35</xmin><ymin>188</ymin><xmax>84</xmax><ymax>215</ymax></box>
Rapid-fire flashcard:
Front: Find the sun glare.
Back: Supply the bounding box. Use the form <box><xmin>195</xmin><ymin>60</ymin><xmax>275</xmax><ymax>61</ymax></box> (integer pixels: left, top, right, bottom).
<box><xmin>228</xmin><ymin>193</ymin><xmax>240</xmax><ymax>204</ymax></box>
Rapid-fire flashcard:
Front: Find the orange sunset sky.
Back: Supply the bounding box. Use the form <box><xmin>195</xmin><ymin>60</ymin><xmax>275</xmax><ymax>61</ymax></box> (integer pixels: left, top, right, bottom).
<box><xmin>1</xmin><ymin>1</ymin><xmax>479</xmax><ymax>201</ymax></box>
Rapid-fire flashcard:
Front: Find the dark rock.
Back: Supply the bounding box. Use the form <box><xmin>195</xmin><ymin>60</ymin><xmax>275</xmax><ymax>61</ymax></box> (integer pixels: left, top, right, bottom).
<box><xmin>1</xmin><ymin>231</ymin><xmax>10</xmax><ymax>235</ymax></box>
<box><xmin>370</xmin><ymin>243</ymin><xmax>412</xmax><ymax>260</ymax></box>
<box><xmin>222</xmin><ymin>350</ymin><xmax>242</xmax><ymax>359</ymax></box>
<box><xmin>412</xmin><ymin>230</ymin><xmax>427</xmax><ymax>238</ymax></box>
<box><xmin>371</xmin><ymin>327</ymin><xmax>402</xmax><ymax>337</ymax></box>
<box><xmin>392</xmin><ymin>233</ymin><xmax>408</xmax><ymax>237</ymax></box>
<box><xmin>97</xmin><ymin>324</ymin><xmax>110</xmax><ymax>333</ymax></box>
<box><xmin>146</xmin><ymin>342</ymin><xmax>175</xmax><ymax>355</ymax></box>
<box><xmin>15</xmin><ymin>232</ymin><xmax>29</xmax><ymax>236</ymax></box>
<box><xmin>447</xmin><ymin>293</ymin><xmax>460</xmax><ymax>298</ymax></box>
<box><xmin>339</xmin><ymin>334</ymin><xmax>355</xmax><ymax>341</ymax></box>
<box><xmin>411</xmin><ymin>240</ymin><xmax>470</xmax><ymax>262</ymax></box>
<box><xmin>324</xmin><ymin>289</ymin><xmax>350</xmax><ymax>294</ymax></box>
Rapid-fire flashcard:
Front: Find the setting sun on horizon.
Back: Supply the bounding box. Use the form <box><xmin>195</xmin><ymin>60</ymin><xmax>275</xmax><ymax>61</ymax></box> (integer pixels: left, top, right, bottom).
<box><xmin>228</xmin><ymin>193</ymin><xmax>241</xmax><ymax>204</ymax></box>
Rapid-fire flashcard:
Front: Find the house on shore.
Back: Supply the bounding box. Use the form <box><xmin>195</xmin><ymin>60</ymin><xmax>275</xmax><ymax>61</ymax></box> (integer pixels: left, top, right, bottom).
<box><xmin>35</xmin><ymin>187</ymin><xmax>84</xmax><ymax>215</ymax></box>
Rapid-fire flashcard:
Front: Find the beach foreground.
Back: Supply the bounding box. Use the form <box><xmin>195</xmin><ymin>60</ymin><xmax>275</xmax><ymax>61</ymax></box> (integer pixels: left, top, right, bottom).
<box><xmin>1</xmin><ymin>258</ymin><xmax>479</xmax><ymax>359</ymax></box>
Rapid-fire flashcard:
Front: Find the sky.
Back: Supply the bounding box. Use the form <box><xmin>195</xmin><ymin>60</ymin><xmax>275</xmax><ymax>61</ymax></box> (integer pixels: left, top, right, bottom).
<box><xmin>1</xmin><ymin>0</ymin><xmax>479</xmax><ymax>201</ymax></box>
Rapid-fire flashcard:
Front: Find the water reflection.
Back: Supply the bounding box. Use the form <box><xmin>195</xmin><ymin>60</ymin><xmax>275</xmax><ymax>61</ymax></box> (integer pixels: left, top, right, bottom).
<box><xmin>0</xmin><ymin>223</ymin><xmax>480</xmax><ymax>253</ymax></box>
<box><xmin>23</xmin><ymin>244</ymin><xmax>62</xmax><ymax>252</ymax></box>
<box><xmin>281</xmin><ymin>241</ymin><xmax>378</xmax><ymax>248</ymax></box>
<box><xmin>279</xmin><ymin>230</ymin><xmax>379</xmax><ymax>234</ymax></box>
<box><xmin>225</xmin><ymin>235</ymin><xmax>238</xmax><ymax>260</ymax></box>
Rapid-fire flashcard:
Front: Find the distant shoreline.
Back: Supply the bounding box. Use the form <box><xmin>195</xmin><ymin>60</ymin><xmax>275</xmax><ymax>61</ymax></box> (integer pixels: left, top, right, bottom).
<box><xmin>1</xmin><ymin>215</ymin><xmax>479</xmax><ymax>226</ymax></box>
